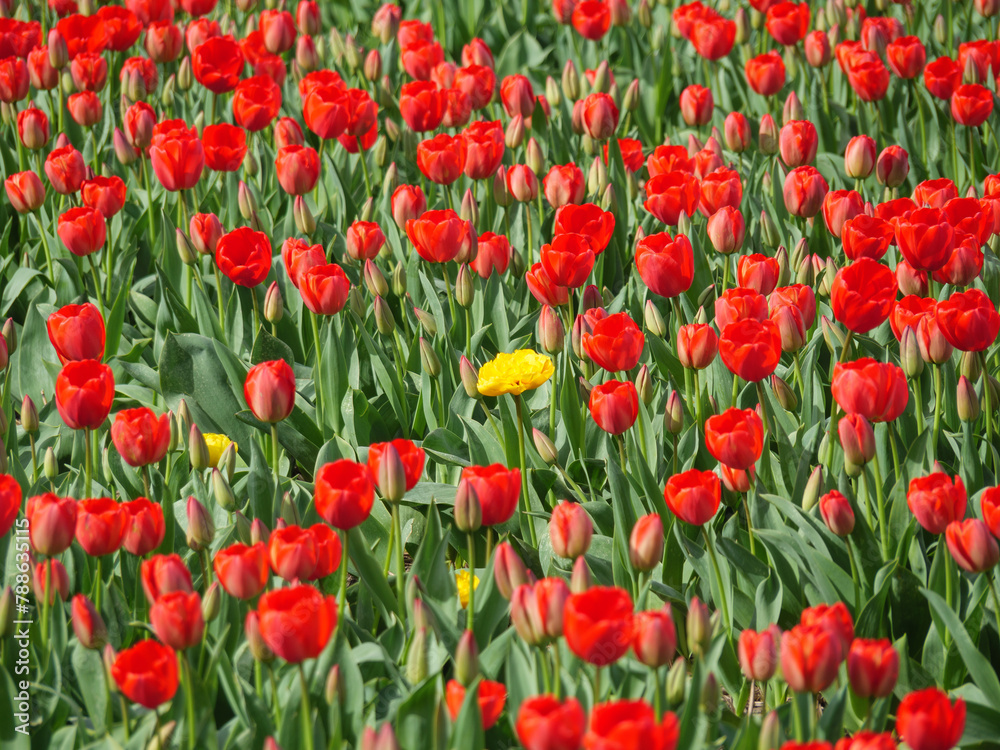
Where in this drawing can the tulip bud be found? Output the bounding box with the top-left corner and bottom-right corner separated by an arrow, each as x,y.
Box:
526,138 -> 545,177
458,355 -> 480,398
562,60 -> 580,101
387,261 -> 406,297
113,128 -> 138,165
44,446 -> 58,479
246,611 -> 274,662
413,307 -> 437,337
771,374 -> 798,411
211,468 -> 236,512
262,281 -> 284,325
701,672 -> 720,713
839,414 -> 875,465
960,350 -> 982,381
600,183 -> 617,213
802,465 -> 823,512
175,229 -> 197,265
455,265 -> 474,309
362,49 -> 382,82
71,594 -> 108,649
375,442 -> 406,503
188,424 -> 210,470
588,156 -> 608,197
460,188 -> 479,228
186,495 -> 215,550
570,555 -> 592,593
406,626 -> 429,683
201,581 -> 222,623
957,375 -> 981,421
635,365 -> 654,406
590,61 -> 610,94
639,301 -> 666,341
493,166 -> 512,207
505,115 -> 525,149
900,327 -> 924,378
759,711 -> 781,750
494,542 -> 531,599
233,511 -> 251,544
291,195 -> 316,235
528,430 -> 556,467
238,181 -> 257,220
629,514 -> 664,571
418,339 -> 441,379
454,629 -> 479,686
686,597 -> 712,657
758,114 -> 779,154
545,75 -> 561,108
322,664 -> 343,706
666,657 -> 687,706
663,390 -> 684,434
363,259 -> 388,299
844,135 -> 876,179
250,518 -> 270,546
453,479 -> 482,533
20,395 -> 38,434
373,296 -> 396,337
820,315 -> 846,354
819,490 -> 855,537
538,305 -> 565,353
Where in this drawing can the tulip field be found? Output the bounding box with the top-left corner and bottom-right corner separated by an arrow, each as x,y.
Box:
5,0 -> 1000,748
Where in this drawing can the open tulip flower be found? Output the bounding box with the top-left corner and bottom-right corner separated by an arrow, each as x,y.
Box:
5,1 -> 1000,748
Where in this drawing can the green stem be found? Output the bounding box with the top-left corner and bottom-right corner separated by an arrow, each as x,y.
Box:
987,575 -> 1000,640
214,265 -> 226,335
84,428 -> 93,498
525,203 -> 534,269
183,653 -> 197,749
392,503 -> 406,623
943,543 -> 954,650
298,664 -> 314,750
31,212 -> 55,285
250,285 -> 261,334
515,394 -> 538,547
466,532 -> 476,631
358,145 -> 372,197
87,254 -> 106,318
846,540 -> 861,614
703,527 -> 731,637
270,423 -> 281,491
914,371 -> 925,436
464,307 -> 472,359
338,529 -> 349,621
310,312 -> 325,437
932,364 -> 943,463
552,645 -> 561,699
872,454 -> 890,563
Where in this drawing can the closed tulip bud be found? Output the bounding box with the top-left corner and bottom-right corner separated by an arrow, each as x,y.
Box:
363,259 -> 388,298
173,56 -> 191,91
957,376 -> 980,421
636,365 -> 654,406
839,414 -> 875,465
642,300 -> 666,338
526,139 -> 545,177
48,30 -> 68,70
453,479 -> 482,533
987,375 -> 1000,409
505,115 -> 525,149
588,156 -> 608,196
562,60 -> 580,101
390,262 -> 406,297
931,14 -> 946,44
457,355 -> 480,399
0,588 -> 13,639
175,229 -> 197,265
372,296 -> 395,336
245,611 -> 274,662
666,657 -> 687,705
493,166 -> 512,207
701,672 -> 720,713
161,74 -> 175,107
758,114 -> 779,154
418,339 -> 441,379
545,75 -> 561,108
959,350 -> 981,381
494,541 -> 531,599
2,319 -> 15,358
875,146 -> 909,187
900,327 -> 924,378
619,80 -> 639,113
845,135 -> 876,179
212,468 -> 236,512
638,0 -> 653,27
590,61 -> 610,94
406,627 -> 429,683
538,305 -> 565,353
186,496 -> 215,551
820,315 -> 846,353
687,597 -> 712,657
410,308 -> 435,338
577,376 -> 593,402
250,518 -> 270,546
189,424 -> 210,470
200,581 -> 221,623
801,465 -> 823,512
630,514 -> 664,571
233,511 -> 251,544
819,489 -> 854,536
773,247 -> 791,287
532,429 -> 558,465
760,209 -> 779,248
455,265 -> 474,309
238,181 -> 256,220
664,391 -> 684,434
324,664 -> 343,706
758,711 -> 781,750
261,281 -> 283,324
44,446 -> 57,479
71,594 -> 107,649
601,183 -> 617,213
454,629 -> 479,686
460,188 -> 479,227
570,555 -> 592,593
772,374 -> 798,411
293,195 -> 316,235
20,395 -> 37,434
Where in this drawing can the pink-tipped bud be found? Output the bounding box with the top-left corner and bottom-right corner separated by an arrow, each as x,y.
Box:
819,490 -> 855,537
493,541 -> 531,599
629,513 -> 664,572
549,501 -> 593,559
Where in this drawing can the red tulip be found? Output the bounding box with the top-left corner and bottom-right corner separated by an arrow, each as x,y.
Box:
584,699 -> 679,749
245,360 -> 296,423
679,83 -> 713,127
951,84 -> 993,126
214,542 -> 269,600
151,590 -> 204,650
18,106 -> 50,151
314,459 -> 375,529
631,606 -> 677,668
842,215 -> 894,261
281,237 -> 325,288
5,171 -> 45,213
401,38 -> 444,81
779,120 -> 817,168
516,695 -> 587,750
141,554 -> 194,604
907,472 -> 967,535
74,498 -> 125,557
563,586 -> 633,665
368,439 -> 426,493
705,408 -> 764,471
268,525 -> 318,581
57,206 -> 106,257
45,145 -> 86,194
554,203 -> 615,254
738,624 -> 782,681
121,498 -> 165,556
783,165 -> 829,218
589,379 -> 639,435
80,175 -> 126,219
111,640 -> 179,708
831,358 -> 908,422
0,475 -> 21,539
582,312 -> 645,372
822,189 -> 864,238
946,519 -> 999,573
831,258 -> 897,334
644,172 -> 701,226
635,232 -> 695,299
192,36 -> 243,94
887,35 -> 926,79
299,263 -> 351,315
47,303 -> 105,364
737,254 -> 781,295
896,688 -> 966,750
216,227 -> 272,287
459,464 -> 521,526
26,492 -> 77,556
445,679 -> 507,729
936,288 -> 1000,352
526,263 -> 570,307
581,91 -> 620,140
719,318 -> 782,382
406,208 -> 476,264
541,233 -> 596,288
699,167 -> 743,216
111,408 -> 170,467
664,469 -> 721,526
691,17 -> 735,60
549,501 -> 593,560
766,1 -> 810,45
399,80 -> 445,132
471,232 -> 511,278
677,323 -> 718,369
417,133 -> 467,185
463,120 -> 504,180
647,145 -> 694,177
256,584 -> 338,663
780,624 -> 843,693
848,55 -> 890,102
454,64 -> 496,111
55,360 -> 114,431
848,638 -> 899,699
572,0 -> 611,40
149,122 -> 205,191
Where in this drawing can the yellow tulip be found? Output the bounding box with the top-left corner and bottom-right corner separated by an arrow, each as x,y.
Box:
476,349 -> 554,397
